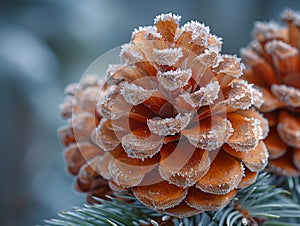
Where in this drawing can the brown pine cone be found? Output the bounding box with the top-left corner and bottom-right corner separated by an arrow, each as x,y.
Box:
58,76 -> 115,203
241,8 -> 300,176
59,13 -> 269,217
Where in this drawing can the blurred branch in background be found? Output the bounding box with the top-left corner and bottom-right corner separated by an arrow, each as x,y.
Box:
1,0 -> 300,225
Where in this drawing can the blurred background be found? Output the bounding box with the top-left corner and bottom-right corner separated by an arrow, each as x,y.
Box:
1,0 -> 300,225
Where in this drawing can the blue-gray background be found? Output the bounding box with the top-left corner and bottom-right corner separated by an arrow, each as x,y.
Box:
1,0 -> 300,225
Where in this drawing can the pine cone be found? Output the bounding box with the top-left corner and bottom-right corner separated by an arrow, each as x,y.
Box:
59,13 -> 269,217
241,8 -> 300,176
58,76 -> 115,203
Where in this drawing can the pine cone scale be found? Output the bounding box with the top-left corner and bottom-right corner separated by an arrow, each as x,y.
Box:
185,186 -> 237,211
277,110 -> 300,148
262,128 -> 286,159
159,142 -> 211,188
132,180 -> 188,210
238,169 -> 258,189
196,150 -> 244,195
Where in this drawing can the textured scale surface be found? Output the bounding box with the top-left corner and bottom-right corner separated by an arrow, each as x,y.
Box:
59,13 -> 269,217
241,8 -> 300,176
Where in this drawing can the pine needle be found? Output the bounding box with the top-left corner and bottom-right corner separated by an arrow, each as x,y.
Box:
44,173 -> 300,226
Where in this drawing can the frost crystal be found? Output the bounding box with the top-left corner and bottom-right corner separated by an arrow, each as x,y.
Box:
227,81 -> 260,110
251,87 -> 263,108
159,146 -> 211,188
131,26 -> 163,39
80,75 -> 100,89
265,40 -> 298,59
182,21 -> 210,46
99,91 -> 128,120
120,43 -> 143,65
182,118 -> 233,151
207,34 -> 223,51
277,111 -> 300,148
240,48 -> 264,66
147,113 -> 192,136
153,48 -> 183,66
122,134 -> 163,159
108,157 -> 155,187
120,82 -> 155,106
195,47 -> 220,67
252,21 -> 285,41
228,116 -> 264,152
154,13 -> 181,24
215,55 -> 244,78
248,117 -> 264,140
96,126 -> 120,152
293,14 -> 300,27
106,64 -> 126,79
179,81 -> 220,108
64,83 -> 78,95
250,40 -> 264,52
271,84 -> 300,107
280,8 -> 298,21
157,68 -> 192,91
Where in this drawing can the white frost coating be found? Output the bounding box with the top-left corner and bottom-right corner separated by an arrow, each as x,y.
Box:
131,26 -> 162,39
195,47 -> 220,67
271,84 -> 300,107
182,21 -> 210,46
154,13 -> 181,24
251,87 -> 264,108
64,83 -> 78,95
99,91 -> 126,120
147,113 -> 192,136
250,40 -> 263,53
153,48 -> 183,66
228,117 -> 263,152
157,68 -> 192,91
197,162 -> 244,195
227,80 -> 262,110
243,142 -> 269,172
257,110 -> 269,139
179,81 -> 220,108
280,8 -> 298,21
217,54 -> 245,78
293,15 -> 300,27
120,82 -> 155,106
265,40 -> 298,59
248,117 -> 263,139
106,64 -> 125,79
183,119 -> 233,151
80,75 -> 99,88
96,124 -> 120,152
108,158 -> 155,188
133,187 -> 188,211
252,21 -> 284,41
119,43 -> 143,65
240,48 -> 264,66
207,34 -> 223,51
121,134 -> 163,159
277,118 -> 300,148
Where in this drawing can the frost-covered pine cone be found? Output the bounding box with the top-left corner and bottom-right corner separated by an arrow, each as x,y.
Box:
59,13 -> 269,217
241,8 -> 300,176
59,76 -> 114,203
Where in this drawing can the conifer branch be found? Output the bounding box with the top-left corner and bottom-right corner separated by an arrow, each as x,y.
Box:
44,173 -> 300,226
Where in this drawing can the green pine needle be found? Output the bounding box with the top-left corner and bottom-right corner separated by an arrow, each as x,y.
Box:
44,173 -> 300,226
